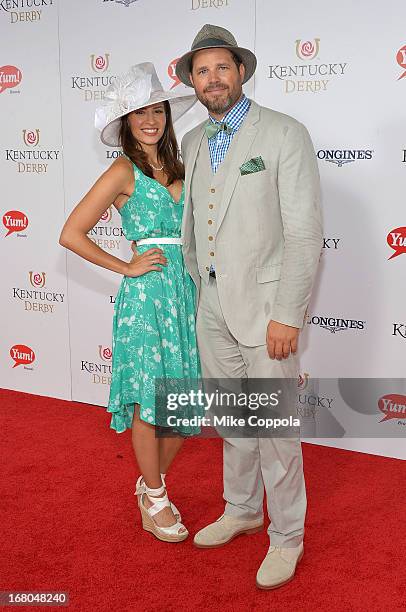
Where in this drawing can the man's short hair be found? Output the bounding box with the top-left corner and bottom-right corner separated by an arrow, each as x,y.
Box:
189,49 -> 243,74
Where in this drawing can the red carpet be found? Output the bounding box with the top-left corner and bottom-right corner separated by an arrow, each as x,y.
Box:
1,389 -> 405,612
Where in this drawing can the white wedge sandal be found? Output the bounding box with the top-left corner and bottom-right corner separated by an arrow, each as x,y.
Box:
135,475 -> 181,521
136,483 -> 188,543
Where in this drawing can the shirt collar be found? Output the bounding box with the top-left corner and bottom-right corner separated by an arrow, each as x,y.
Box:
208,94 -> 251,132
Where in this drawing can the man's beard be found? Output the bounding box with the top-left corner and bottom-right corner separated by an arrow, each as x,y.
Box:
197,84 -> 239,116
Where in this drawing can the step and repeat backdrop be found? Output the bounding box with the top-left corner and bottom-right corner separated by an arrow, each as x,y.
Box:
1,0 -> 405,458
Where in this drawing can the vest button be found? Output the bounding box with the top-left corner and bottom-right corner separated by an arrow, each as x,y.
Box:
210,188 -> 215,193
209,204 -> 214,209
208,236 -> 213,241
206,266 -> 209,271
208,219 -> 213,225
210,252 -> 214,257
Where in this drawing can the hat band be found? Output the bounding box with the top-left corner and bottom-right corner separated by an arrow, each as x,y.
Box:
192,37 -> 235,51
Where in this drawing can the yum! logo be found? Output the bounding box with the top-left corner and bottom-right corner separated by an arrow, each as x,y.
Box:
90,54 -> 110,73
3,210 -> 29,237
0,65 -> 22,93
387,227 -> 406,259
168,58 -> 180,89
10,344 -> 35,368
378,394 -> 406,422
99,345 -> 112,361
295,39 -> 320,61
22,129 -> 40,147
29,271 -> 46,288
396,44 -> 406,80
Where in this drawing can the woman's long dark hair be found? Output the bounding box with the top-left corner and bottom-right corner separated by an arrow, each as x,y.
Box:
119,101 -> 184,185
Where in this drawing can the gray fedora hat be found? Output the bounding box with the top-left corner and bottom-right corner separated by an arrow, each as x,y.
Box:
175,23 -> 257,88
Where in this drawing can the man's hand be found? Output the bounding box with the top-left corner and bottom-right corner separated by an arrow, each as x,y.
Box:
266,320 -> 299,360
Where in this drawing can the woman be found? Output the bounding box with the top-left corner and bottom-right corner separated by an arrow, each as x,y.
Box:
59,63 -> 200,543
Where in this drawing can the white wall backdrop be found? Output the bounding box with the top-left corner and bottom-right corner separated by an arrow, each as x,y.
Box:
1,0 -> 405,458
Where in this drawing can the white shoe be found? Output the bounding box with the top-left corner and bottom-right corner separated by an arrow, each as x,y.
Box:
256,543 -> 304,589
136,482 -> 188,543
135,475 -> 181,521
194,514 -> 263,548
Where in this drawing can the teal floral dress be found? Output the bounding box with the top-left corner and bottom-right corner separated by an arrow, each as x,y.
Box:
107,164 -> 201,435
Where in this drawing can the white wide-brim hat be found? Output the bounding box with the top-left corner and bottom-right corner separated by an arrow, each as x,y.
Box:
95,62 -> 196,147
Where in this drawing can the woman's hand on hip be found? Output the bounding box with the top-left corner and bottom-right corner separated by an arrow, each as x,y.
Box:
125,247 -> 167,277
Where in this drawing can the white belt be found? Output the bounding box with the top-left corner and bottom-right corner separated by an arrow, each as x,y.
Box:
136,237 -> 182,246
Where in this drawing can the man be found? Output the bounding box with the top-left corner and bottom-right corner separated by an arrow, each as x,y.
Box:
175,24 -> 322,589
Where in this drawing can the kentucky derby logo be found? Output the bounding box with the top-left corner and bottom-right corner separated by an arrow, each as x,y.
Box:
396,45 -> 406,80
3,210 -> 28,237
168,58 -> 180,89
10,344 -> 35,368
0,65 -> 22,93
298,373 -> 310,390
387,227 -> 406,260
29,271 -> 46,288
22,129 -> 40,147
295,39 -> 320,61
99,345 -> 112,361
91,54 -> 110,73
99,207 -> 112,223
378,394 -> 406,422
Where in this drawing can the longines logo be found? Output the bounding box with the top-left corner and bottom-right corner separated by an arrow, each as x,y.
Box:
88,208 -> 124,251
0,65 -> 22,94
106,149 -> 124,160
3,210 -> 28,237
268,38 -> 348,94
12,271 -> 64,314
10,344 -> 35,370
317,149 -> 373,167
71,54 -> 116,102
392,323 -> 406,338
5,129 -> 60,174
387,227 -> 406,260
378,394 -> 406,424
81,346 -> 112,385
0,0 -> 53,24
191,0 -> 229,9
306,315 -> 366,333
102,0 -> 139,5
396,45 -> 406,80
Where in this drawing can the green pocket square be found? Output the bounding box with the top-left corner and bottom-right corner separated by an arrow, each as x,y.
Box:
239,156 -> 266,175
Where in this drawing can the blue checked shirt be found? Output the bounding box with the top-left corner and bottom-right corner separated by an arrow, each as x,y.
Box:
207,94 -> 251,173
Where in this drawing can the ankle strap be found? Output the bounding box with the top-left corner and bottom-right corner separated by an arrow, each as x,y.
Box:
145,484 -> 166,497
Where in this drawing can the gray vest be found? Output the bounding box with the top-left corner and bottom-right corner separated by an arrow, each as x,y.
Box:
191,132 -> 241,284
